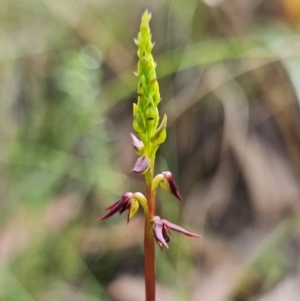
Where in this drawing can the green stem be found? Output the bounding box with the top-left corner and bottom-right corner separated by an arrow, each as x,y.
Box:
144,159 -> 155,301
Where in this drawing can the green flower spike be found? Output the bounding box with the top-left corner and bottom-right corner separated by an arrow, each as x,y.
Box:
133,11 -> 166,158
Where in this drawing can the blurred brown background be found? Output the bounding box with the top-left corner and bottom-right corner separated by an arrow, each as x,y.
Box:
1,0 -> 300,300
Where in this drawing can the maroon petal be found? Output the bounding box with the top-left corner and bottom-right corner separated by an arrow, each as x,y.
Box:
98,204 -> 122,221
162,219 -> 201,238
105,199 -> 121,210
98,193 -> 132,221
162,172 -> 182,201
132,156 -> 150,174
119,201 -> 131,214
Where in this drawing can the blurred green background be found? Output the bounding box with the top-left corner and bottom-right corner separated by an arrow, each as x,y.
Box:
1,0 -> 300,300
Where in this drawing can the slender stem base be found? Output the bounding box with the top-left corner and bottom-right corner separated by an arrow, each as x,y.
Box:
144,220 -> 155,301
144,168 -> 156,301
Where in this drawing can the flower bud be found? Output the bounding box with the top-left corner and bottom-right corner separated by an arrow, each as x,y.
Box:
132,156 -> 150,174
133,104 -> 146,135
151,114 -> 167,145
130,133 -> 144,155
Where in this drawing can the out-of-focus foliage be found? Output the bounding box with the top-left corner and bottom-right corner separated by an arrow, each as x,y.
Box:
1,0 -> 300,300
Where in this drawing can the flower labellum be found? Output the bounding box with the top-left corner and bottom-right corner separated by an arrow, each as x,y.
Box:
98,192 -> 139,223
132,156 -> 150,174
151,216 -> 200,250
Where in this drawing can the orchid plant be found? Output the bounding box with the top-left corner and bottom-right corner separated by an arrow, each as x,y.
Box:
99,11 -> 200,301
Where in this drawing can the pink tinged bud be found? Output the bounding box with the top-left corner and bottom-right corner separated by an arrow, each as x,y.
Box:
98,192 -> 139,223
132,156 -> 150,174
152,216 -> 201,250
130,133 -> 144,155
160,171 -> 182,201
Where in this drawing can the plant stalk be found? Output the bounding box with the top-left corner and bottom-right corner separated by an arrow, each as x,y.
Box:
144,163 -> 156,301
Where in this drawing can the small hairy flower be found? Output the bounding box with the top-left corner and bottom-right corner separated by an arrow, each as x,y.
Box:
98,192 -> 139,223
151,216 -> 200,250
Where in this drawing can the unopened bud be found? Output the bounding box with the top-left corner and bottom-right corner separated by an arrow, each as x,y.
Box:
130,133 -> 144,155
151,114 -> 167,145
132,156 -> 150,174
133,104 -> 146,135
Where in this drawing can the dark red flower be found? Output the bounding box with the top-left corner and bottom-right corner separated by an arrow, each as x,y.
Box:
98,192 -> 139,223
